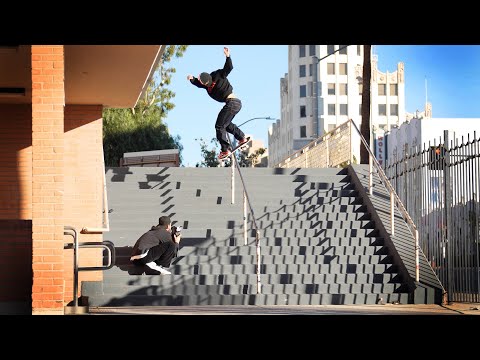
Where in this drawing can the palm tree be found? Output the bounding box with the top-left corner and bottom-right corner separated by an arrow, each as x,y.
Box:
360,45 -> 372,164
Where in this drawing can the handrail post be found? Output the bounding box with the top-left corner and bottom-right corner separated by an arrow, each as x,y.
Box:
349,119 -> 353,164
243,191 -> 247,245
64,226 -> 78,308
369,153 -> 373,195
415,229 -> 420,282
231,161 -> 235,204
390,192 -> 395,236
256,230 -> 262,294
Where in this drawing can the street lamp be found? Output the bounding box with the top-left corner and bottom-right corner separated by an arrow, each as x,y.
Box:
232,116 -> 279,149
238,116 -> 278,128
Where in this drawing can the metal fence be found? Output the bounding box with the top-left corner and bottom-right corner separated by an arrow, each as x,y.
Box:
385,130 -> 480,303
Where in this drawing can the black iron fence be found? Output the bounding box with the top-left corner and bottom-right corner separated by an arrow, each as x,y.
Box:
385,130 -> 480,303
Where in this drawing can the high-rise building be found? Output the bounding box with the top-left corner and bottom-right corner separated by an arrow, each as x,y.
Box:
268,45 -> 406,167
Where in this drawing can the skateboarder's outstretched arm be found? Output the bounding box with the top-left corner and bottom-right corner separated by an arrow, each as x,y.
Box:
187,47 -> 232,87
187,74 -> 206,88
219,47 -> 233,78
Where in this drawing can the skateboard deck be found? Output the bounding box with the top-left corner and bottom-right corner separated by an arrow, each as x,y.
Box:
219,136 -> 252,161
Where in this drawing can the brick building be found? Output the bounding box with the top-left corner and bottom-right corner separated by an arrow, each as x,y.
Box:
0,45 -> 163,314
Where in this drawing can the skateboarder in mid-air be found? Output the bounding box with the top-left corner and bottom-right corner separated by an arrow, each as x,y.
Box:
187,46 -> 249,160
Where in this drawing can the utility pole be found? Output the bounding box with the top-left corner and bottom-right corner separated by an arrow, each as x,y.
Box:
360,45 -> 372,164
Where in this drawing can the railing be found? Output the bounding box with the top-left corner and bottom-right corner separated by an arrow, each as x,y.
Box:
348,120 -> 421,282
227,136 -> 263,293
64,144 -> 114,313
275,118 -> 426,283
385,130 -> 480,303
64,226 -> 115,310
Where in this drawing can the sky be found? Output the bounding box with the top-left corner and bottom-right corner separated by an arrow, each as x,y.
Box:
164,45 -> 480,167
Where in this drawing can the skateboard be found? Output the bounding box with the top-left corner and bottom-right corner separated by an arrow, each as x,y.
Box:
219,137 -> 252,161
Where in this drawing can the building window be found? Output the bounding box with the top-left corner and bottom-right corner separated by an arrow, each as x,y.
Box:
339,45 -> 347,55
390,84 -> 398,96
357,45 -> 361,56
359,103 -> 362,115
327,63 -> 335,75
328,104 -> 336,115
299,45 -> 306,58
299,64 -> 306,78
390,104 -> 398,116
328,124 -> 336,132
378,84 -> 386,96
300,125 -> 307,138
309,45 -> 316,56
358,83 -> 363,95
300,105 -> 306,117
300,85 -> 306,98
327,45 -> 335,55
339,83 -> 348,95
328,83 -> 335,95
379,123 -> 388,131
339,63 -> 347,75
340,104 -> 348,115
378,104 -> 386,116
309,63 -> 313,76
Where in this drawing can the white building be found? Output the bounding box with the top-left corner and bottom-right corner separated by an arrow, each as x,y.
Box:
385,115 -> 480,163
243,134 -> 268,167
268,45 -> 406,167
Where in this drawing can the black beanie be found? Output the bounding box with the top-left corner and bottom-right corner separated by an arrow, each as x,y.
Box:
200,72 -> 212,86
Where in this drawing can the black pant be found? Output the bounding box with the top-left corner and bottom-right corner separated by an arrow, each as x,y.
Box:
133,241 -> 177,268
215,98 -> 245,152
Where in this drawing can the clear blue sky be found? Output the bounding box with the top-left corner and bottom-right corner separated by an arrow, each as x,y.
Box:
165,45 -> 480,167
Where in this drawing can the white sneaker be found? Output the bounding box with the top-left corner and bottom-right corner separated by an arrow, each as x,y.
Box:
145,262 -> 171,275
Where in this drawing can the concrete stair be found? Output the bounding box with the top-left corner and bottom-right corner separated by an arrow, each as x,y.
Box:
81,166 -> 422,306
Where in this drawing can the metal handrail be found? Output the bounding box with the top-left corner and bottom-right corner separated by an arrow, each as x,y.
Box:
227,136 -> 263,293
64,227 -> 116,309
348,119 -> 420,282
64,226 -> 79,307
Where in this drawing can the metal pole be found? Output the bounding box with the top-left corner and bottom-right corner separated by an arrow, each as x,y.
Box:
349,120 -> 353,164
256,230 -> 262,294
474,131 -> 480,302
369,154 -> 373,195
231,153 -> 235,204
467,133 -> 473,302
64,226 -> 78,308
390,192 -> 395,236
243,191 -> 247,246
415,229 -> 420,282
443,130 -> 452,303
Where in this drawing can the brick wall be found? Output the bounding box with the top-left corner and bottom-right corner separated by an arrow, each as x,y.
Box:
277,121 -> 353,168
63,105 -> 104,305
31,45 -> 65,314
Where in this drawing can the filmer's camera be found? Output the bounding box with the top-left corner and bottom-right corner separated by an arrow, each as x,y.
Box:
171,225 -> 183,237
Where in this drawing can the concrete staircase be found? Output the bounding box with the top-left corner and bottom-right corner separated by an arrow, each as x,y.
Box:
81,166 -> 442,306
